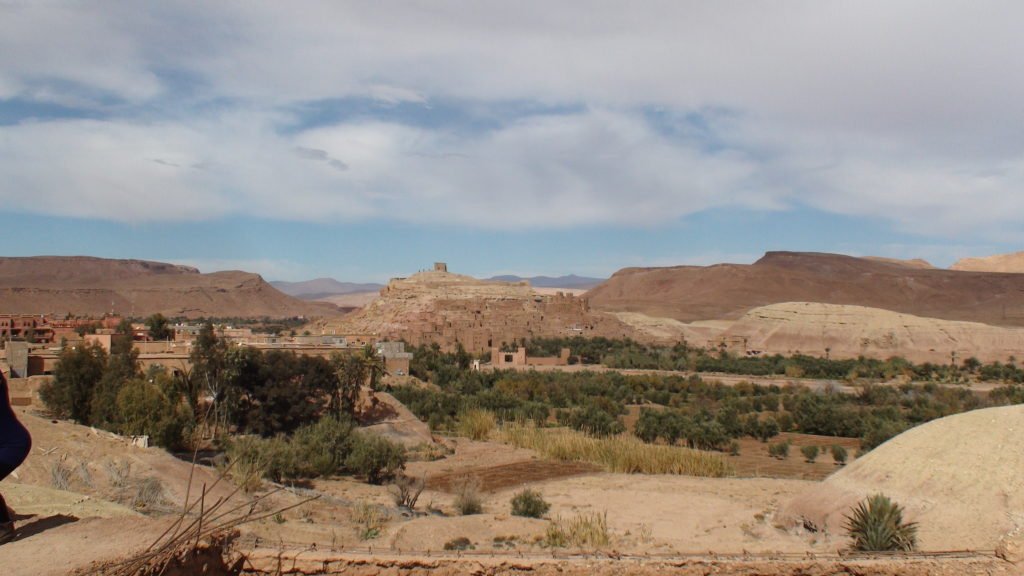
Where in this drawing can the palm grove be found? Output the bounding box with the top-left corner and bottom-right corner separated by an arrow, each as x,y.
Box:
39,321 -> 405,484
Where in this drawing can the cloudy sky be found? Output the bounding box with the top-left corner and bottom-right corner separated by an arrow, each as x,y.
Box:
1,2 -> 1023,281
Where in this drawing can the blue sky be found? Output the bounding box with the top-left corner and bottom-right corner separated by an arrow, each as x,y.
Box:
1,2 -> 1023,282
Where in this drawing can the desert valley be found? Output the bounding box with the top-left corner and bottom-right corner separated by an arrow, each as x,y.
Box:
3,4 -> 1023,574
1,252 -> 1023,575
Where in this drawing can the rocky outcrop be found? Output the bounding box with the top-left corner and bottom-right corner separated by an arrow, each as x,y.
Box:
324,268 -> 639,353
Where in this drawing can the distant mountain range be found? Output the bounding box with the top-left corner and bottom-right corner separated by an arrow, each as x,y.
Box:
486,274 -> 605,289
270,278 -> 384,300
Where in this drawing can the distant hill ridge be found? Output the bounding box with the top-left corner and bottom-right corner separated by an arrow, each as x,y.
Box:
270,278 -> 384,300
587,251 -> 1024,327
0,256 -> 337,318
486,273 -> 605,289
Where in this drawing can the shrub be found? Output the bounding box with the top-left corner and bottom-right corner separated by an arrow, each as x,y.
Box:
801,445 -> 819,463
345,432 -> 407,485
389,474 -> 425,510
453,475 -> 483,515
444,536 -> 473,551
564,405 -> 625,437
831,444 -> 849,465
843,494 -> 917,551
456,409 -> 497,441
510,489 -> 550,518
755,417 -> 780,442
291,415 -> 355,477
776,412 -> 795,432
544,512 -> 610,549
860,418 -> 905,451
225,435 -> 299,486
768,440 -> 790,459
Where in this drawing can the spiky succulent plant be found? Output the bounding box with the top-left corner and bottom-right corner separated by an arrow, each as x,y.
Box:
843,493 -> 918,551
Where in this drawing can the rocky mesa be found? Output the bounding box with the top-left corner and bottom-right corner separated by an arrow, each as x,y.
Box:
587,251 -> 1024,327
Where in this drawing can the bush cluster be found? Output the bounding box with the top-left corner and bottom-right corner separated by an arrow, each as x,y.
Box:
397,341 -> 1007,453
225,417 -> 406,485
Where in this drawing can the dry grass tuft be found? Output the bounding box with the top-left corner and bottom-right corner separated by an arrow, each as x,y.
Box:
456,409 -> 497,441
545,511 -> 610,549
50,456 -> 74,491
352,502 -> 388,540
495,421 -> 733,477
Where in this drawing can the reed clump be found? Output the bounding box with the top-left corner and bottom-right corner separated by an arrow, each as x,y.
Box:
456,409 -> 497,441
495,421 -> 732,477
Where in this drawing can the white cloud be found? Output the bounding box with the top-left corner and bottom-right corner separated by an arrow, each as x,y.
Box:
2,1 -> 1024,240
0,108 -> 763,227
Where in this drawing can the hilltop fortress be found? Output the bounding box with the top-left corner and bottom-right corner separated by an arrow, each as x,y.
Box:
322,263 -> 638,353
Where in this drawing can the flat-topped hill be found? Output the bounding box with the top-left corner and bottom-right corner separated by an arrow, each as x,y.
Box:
587,251 -> 1024,326
0,255 -> 338,318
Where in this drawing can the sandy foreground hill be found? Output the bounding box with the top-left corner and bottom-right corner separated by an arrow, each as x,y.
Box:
0,256 -> 338,318
587,251 -> 1024,327
780,404 -> 1024,552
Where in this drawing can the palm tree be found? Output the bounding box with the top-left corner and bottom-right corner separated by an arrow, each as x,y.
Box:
361,344 -> 388,391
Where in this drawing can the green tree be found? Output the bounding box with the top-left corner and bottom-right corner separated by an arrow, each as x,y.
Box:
188,321 -> 228,427
90,346 -> 141,427
331,352 -> 367,418
361,344 -> 387,392
40,342 -> 108,422
145,313 -> 174,341
112,318 -> 135,355
115,377 -> 190,450
235,350 -> 332,436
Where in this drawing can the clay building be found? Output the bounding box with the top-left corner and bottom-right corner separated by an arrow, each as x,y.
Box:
490,346 -> 571,368
327,265 -> 640,355
0,315 -> 54,343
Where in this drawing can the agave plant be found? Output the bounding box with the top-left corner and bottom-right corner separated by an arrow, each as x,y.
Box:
843,493 -> 918,551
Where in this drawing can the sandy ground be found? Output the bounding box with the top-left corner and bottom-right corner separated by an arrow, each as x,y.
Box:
781,404 -> 1024,551
0,483 -> 166,576
1,402 -> 1018,573
488,474 -> 830,554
